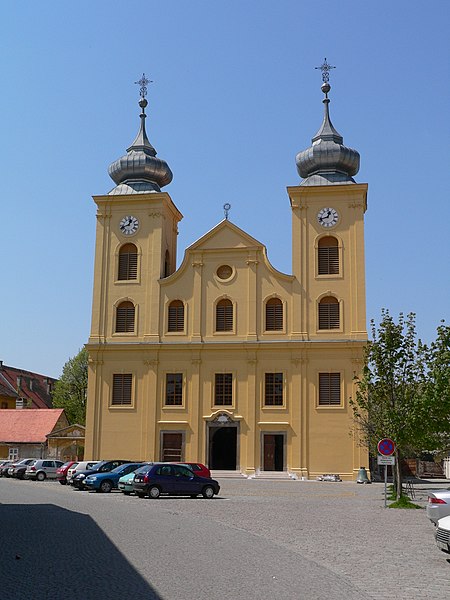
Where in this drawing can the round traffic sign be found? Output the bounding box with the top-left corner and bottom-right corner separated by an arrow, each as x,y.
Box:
377,438 -> 395,456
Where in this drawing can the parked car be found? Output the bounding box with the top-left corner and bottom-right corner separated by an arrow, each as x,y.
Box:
132,463 -> 220,499
8,459 -> 36,479
84,462 -> 143,493
435,515 -> 450,554
56,461 -> 78,485
427,489 -> 450,523
176,462 -> 211,479
25,459 -> 64,481
67,461 -> 98,485
72,460 -> 132,490
0,460 -> 13,476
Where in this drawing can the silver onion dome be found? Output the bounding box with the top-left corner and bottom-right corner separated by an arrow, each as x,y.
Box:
108,96 -> 173,195
296,81 -> 360,186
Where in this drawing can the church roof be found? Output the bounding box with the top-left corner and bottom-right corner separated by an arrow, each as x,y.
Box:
108,74 -> 173,195
295,60 -> 360,186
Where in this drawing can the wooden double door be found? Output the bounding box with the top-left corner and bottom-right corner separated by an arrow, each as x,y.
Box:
263,434 -> 285,471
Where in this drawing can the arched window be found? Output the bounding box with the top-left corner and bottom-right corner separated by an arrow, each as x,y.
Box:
265,298 -> 283,331
318,296 -> 340,329
168,300 -> 184,332
118,244 -> 138,280
116,301 -> 135,333
216,299 -> 233,332
318,237 -> 339,275
164,250 -> 170,278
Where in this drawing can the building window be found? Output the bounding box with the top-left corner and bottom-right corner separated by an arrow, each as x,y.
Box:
168,300 -> 184,332
214,373 -> 232,405
265,298 -> 283,331
318,296 -> 340,329
318,373 -> 341,406
318,236 -> 339,275
112,374 -> 133,406
216,299 -> 233,332
8,447 -> 18,460
116,301 -> 135,333
118,243 -> 138,280
165,373 -> 183,406
264,373 -> 284,406
164,250 -> 170,278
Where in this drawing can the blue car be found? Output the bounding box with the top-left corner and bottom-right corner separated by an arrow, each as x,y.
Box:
84,463 -> 143,493
132,463 -> 220,499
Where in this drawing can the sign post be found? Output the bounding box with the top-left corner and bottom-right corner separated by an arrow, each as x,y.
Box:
377,438 -> 396,508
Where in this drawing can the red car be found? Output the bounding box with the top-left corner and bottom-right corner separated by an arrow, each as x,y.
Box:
56,461 -> 78,485
178,463 -> 211,478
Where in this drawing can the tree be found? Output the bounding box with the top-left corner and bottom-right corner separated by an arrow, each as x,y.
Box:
52,348 -> 88,425
350,311 -> 450,500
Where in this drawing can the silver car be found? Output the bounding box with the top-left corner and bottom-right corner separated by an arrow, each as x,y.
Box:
436,515 -> 450,554
426,489 -> 450,524
25,459 -> 64,481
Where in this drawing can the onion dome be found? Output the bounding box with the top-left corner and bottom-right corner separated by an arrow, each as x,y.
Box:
296,80 -> 360,186
108,81 -> 173,195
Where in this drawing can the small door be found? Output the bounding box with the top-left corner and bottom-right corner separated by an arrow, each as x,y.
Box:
263,434 -> 284,471
161,432 -> 183,462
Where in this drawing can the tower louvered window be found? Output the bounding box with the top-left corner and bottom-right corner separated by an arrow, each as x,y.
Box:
264,373 -> 284,406
265,298 -> 283,331
112,374 -> 132,405
168,300 -> 184,332
318,373 -> 341,406
116,301 -> 135,333
118,244 -> 138,280
214,373 -> 232,405
318,296 -> 340,329
318,237 -> 339,275
216,299 -> 233,332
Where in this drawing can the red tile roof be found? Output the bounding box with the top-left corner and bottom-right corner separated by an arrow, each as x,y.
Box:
0,363 -> 57,408
0,409 -> 66,443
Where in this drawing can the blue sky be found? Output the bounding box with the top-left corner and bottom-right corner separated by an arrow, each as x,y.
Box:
1,1 -> 448,378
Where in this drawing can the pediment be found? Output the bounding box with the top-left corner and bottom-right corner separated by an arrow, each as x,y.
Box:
188,220 -> 263,252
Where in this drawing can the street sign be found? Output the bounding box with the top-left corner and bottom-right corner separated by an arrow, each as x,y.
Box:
377,455 -> 395,465
377,438 -> 395,456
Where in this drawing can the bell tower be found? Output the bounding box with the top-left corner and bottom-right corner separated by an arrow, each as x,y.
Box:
88,75 -> 182,346
288,60 -> 367,340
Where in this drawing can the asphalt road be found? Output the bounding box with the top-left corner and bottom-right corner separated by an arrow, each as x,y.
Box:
0,477 -> 449,599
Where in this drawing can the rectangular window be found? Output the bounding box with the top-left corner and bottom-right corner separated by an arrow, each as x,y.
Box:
318,373 -> 341,406
112,374 -> 133,406
214,373 -> 232,405
318,302 -> 340,329
8,447 -> 18,460
165,373 -> 183,406
264,373 -> 284,406
118,252 -> 138,280
318,247 -> 339,275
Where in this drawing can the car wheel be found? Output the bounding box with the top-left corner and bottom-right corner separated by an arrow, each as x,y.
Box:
99,480 -> 113,493
36,472 -> 46,482
149,486 -> 161,499
202,485 -> 215,499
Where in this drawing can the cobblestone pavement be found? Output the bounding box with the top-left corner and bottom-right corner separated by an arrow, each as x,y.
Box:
0,477 -> 449,599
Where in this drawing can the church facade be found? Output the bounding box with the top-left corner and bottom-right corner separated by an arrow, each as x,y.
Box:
85,72 -> 368,479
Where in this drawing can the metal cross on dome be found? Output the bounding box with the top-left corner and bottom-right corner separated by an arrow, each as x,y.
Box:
315,58 -> 336,83
135,73 -> 153,99
223,203 -> 231,220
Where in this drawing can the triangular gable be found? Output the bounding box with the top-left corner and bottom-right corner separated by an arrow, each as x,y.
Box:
47,424 -> 86,439
188,219 -> 264,252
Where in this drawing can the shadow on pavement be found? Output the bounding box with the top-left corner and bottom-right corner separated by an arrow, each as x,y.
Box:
0,503 -> 162,599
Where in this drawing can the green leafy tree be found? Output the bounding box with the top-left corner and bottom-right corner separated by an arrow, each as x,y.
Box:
350,311 -> 450,500
52,348 -> 88,425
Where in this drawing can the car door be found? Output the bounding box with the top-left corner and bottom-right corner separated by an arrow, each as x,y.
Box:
42,460 -> 54,477
172,465 -> 198,494
154,465 -> 175,493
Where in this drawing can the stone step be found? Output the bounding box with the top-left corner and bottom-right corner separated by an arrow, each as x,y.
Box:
210,470 -> 248,479
254,471 -> 293,479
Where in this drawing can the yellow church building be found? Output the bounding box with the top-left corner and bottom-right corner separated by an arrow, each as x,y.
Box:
85,69 -> 368,480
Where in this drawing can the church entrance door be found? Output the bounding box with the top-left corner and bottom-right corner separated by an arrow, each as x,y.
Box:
263,434 -> 285,471
208,426 -> 238,470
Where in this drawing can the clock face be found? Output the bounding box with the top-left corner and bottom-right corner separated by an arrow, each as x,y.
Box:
317,207 -> 339,228
119,215 -> 139,236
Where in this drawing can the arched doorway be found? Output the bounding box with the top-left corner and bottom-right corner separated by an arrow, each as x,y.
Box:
207,414 -> 238,470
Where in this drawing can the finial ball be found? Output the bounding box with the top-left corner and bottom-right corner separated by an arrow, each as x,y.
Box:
321,82 -> 331,95
139,98 -> 148,109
